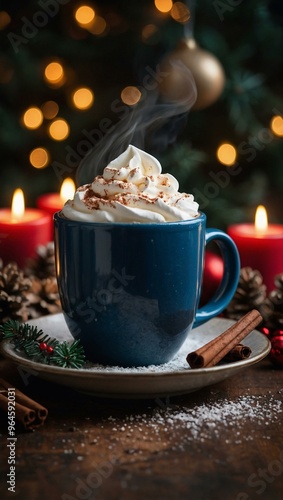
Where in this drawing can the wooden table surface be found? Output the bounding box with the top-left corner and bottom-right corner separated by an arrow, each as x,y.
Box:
0,356 -> 282,500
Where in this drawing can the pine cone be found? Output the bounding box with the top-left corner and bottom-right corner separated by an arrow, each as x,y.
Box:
261,273 -> 283,330
24,242 -> 56,279
225,267 -> 267,320
274,273 -> 283,291
0,259 -> 31,324
26,277 -> 61,319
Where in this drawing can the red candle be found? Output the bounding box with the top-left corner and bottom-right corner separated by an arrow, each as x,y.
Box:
37,178 -> 76,239
0,189 -> 51,268
228,205 -> 283,292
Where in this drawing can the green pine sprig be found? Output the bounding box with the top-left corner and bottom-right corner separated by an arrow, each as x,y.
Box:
51,340 -> 86,369
0,320 -> 53,358
0,320 -> 86,369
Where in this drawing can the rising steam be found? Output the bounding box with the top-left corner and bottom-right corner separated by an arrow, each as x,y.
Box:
76,61 -> 197,185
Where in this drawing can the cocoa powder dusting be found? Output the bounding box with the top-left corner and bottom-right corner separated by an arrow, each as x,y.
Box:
160,178 -> 169,186
83,188 -> 95,199
129,168 -> 138,178
78,183 -> 91,192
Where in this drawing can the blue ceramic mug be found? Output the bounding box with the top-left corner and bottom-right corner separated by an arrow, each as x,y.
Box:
54,212 -> 240,367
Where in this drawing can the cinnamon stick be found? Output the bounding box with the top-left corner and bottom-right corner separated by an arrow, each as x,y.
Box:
187,309 -> 262,369
0,378 -> 48,430
222,344 -> 252,362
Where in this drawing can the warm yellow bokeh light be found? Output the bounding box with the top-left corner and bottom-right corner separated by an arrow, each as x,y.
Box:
72,87 -> 94,110
29,148 -> 49,169
48,119 -> 70,141
170,2 -> 191,23
22,107 -> 43,130
154,0 -> 173,13
255,205 -> 268,232
60,178 -> 76,202
44,62 -> 64,85
11,189 -> 25,220
216,143 -> 237,166
87,16 -> 107,35
270,115 -> 283,137
75,5 -> 95,26
121,86 -> 142,106
41,101 -> 59,120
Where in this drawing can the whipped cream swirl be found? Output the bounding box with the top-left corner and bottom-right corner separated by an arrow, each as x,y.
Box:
62,145 -> 199,223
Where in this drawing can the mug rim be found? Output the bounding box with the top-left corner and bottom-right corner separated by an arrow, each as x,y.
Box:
54,211 -> 205,227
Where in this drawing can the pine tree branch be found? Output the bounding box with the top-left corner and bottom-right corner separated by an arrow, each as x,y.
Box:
0,320 -> 86,369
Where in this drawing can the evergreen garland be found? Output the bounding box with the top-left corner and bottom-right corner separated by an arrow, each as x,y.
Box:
0,320 -> 86,369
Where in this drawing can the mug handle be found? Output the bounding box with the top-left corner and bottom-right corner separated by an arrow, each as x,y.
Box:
194,229 -> 240,328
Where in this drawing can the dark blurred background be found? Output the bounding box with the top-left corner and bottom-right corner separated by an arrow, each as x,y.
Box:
0,0 -> 283,228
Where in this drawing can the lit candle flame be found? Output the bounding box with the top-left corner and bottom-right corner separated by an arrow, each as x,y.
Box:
255,205 -> 268,233
60,178 -> 76,203
11,188 -> 25,220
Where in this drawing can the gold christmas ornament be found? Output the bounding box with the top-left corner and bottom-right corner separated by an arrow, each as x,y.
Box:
159,37 -> 226,110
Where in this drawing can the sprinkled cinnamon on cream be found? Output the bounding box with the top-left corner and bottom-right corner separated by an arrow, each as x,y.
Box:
62,145 -> 199,223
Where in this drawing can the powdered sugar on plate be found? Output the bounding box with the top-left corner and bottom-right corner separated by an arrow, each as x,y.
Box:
83,346 -> 191,373
82,330 -> 255,373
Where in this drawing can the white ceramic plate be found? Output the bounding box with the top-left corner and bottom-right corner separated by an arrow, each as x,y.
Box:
0,314 -> 271,399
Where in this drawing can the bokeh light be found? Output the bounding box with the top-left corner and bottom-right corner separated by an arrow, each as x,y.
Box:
87,16 -> 107,35
29,148 -> 49,169
270,115 -> 283,137
154,0 -> 173,13
142,24 -> 159,43
48,119 -> 70,141
121,86 -> 142,106
0,11 -> 11,30
22,107 -> 43,130
72,87 -> 94,110
216,143 -> 237,166
44,62 -> 65,86
170,2 -> 191,23
75,5 -> 95,26
41,101 -> 59,120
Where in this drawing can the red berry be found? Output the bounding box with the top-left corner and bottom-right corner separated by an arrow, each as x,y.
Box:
39,342 -> 47,351
46,346 -> 54,354
269,335 -> 283,368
